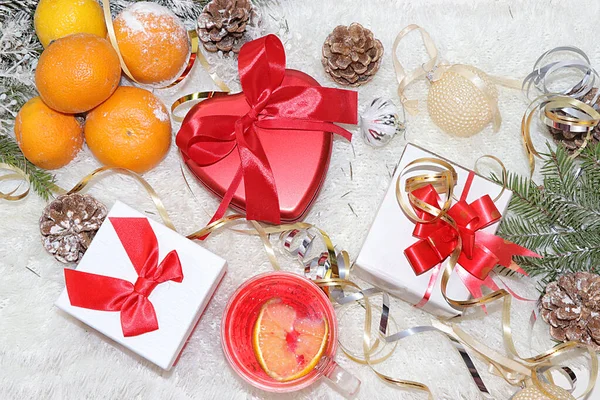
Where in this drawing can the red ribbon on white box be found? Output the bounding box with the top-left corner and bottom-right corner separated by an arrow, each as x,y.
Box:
64,217 -> 184,337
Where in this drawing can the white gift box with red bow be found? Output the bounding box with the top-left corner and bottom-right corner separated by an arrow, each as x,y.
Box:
55,201 -> 227,370
355,144 -> 513,317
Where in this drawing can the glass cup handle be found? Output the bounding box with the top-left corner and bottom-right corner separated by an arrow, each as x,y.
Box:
317,356 -> 361,397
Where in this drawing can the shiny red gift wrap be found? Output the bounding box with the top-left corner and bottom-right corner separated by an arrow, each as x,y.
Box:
177,35 -> 358,224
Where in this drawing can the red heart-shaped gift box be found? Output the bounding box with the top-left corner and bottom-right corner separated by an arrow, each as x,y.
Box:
176,35 -> 357,224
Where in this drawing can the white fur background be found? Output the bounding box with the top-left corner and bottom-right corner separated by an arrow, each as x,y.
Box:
1,0 -> 598,399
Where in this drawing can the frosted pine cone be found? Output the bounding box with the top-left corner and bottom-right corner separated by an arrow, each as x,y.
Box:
197,0 -> 254,53
540,272 -> 600,350
322,23 -> 383,86
40,194 -> 107,264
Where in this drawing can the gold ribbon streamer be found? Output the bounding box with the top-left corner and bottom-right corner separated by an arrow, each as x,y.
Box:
0,163 -> 30,201
192,43 -> 231,93
66,166 -> 176,231
396,157 -> 598,399
171,91 -> 230,123
101,0 -> 229,92
392,24 -> 521,132
522,94 -> 600,175
474,155 -> 507,202
57,163 -> 596,399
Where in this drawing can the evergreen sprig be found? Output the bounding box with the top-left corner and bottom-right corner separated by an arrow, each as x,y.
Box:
494,143 -> 600,288
0,134 -> 57,200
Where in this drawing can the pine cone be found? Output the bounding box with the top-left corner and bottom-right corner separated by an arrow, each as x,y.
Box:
40,194 -> 107,264
322,23 -> 384,87
540,272 -> 600,350
549,88 -> 600,154
197,0 -> 254,54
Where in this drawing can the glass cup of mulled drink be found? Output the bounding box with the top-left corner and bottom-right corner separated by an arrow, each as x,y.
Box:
221,271 -> 361,396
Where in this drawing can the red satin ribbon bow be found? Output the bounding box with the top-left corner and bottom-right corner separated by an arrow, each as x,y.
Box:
64,217 -> 183,337
176,34 -> 358,224
404,172 -> 539,301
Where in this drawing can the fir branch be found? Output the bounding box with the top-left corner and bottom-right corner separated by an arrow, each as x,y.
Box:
0,134 -> 56,200
495,143 -> 600,289
491,172 -> 551,223
497,217 -> 576,252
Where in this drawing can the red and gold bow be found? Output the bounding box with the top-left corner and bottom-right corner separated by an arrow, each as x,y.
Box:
404,172 -> 539,303
64,217 -> 183,337
176,34 -> 358,225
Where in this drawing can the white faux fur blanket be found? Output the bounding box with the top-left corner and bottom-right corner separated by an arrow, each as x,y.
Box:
1,0 -> 599,399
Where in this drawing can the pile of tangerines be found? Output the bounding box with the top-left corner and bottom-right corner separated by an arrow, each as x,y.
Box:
16,0 -> 191,173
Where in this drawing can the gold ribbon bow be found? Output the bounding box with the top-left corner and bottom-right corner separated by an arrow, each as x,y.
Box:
395,156 -> 597,399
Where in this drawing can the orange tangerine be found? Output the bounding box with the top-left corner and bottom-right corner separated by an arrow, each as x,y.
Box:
14,97 -> 83,169
84,86 -> 171,173
253,298 -> 328,382
113,2 -> 190,85
35,33 -> 121,114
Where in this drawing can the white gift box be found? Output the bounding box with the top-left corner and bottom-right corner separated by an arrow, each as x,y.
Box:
355,144 -> 512,317
55,201 -> 227,370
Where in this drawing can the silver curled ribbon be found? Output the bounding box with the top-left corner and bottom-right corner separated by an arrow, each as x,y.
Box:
521,46 -> 600,175
53,163 -> 595,399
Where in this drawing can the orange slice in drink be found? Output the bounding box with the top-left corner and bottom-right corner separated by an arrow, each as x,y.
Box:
253,298 -> 328,382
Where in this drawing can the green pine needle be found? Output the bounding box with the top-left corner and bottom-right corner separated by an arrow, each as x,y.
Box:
493,143 -> 600,288
0,134 -> 57,201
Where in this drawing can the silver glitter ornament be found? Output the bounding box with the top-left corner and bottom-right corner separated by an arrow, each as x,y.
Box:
360,98 -> 405,147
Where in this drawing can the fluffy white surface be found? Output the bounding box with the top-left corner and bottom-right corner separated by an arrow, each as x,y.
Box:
1,0 -> 598,399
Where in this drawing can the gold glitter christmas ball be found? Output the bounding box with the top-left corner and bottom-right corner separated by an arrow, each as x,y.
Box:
427,65 -> 498,137
512,383 -> 575,400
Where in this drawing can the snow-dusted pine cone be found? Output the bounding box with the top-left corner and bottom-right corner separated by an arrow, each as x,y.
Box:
322,23 -> 383,87
540,272 -> 600,350
40,194 -> 107,264
197,0 -> 254,53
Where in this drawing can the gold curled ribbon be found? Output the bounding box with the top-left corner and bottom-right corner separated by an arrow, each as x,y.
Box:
66,166 -> 177,231
169,54 -> 231,122
397,157 -> 598,399
521,94 -> 600,175
0,163 -> 30,201
474,154 -> 507,202
392,24 -> 521,132
56,164 -> 596,399
171,91 -> 230,122
521,47 -> 600,176
101,0 -> 229,92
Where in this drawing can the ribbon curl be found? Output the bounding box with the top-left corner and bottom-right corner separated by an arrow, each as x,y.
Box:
521,47 -> 600,175
64,217 -> 183,337
58,165 -> 598,399
392,24 -> 522,130
398,158 -> 540,308
0,163 -> 30,201
177,34 -> 357,225
404,170 -> 539,303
